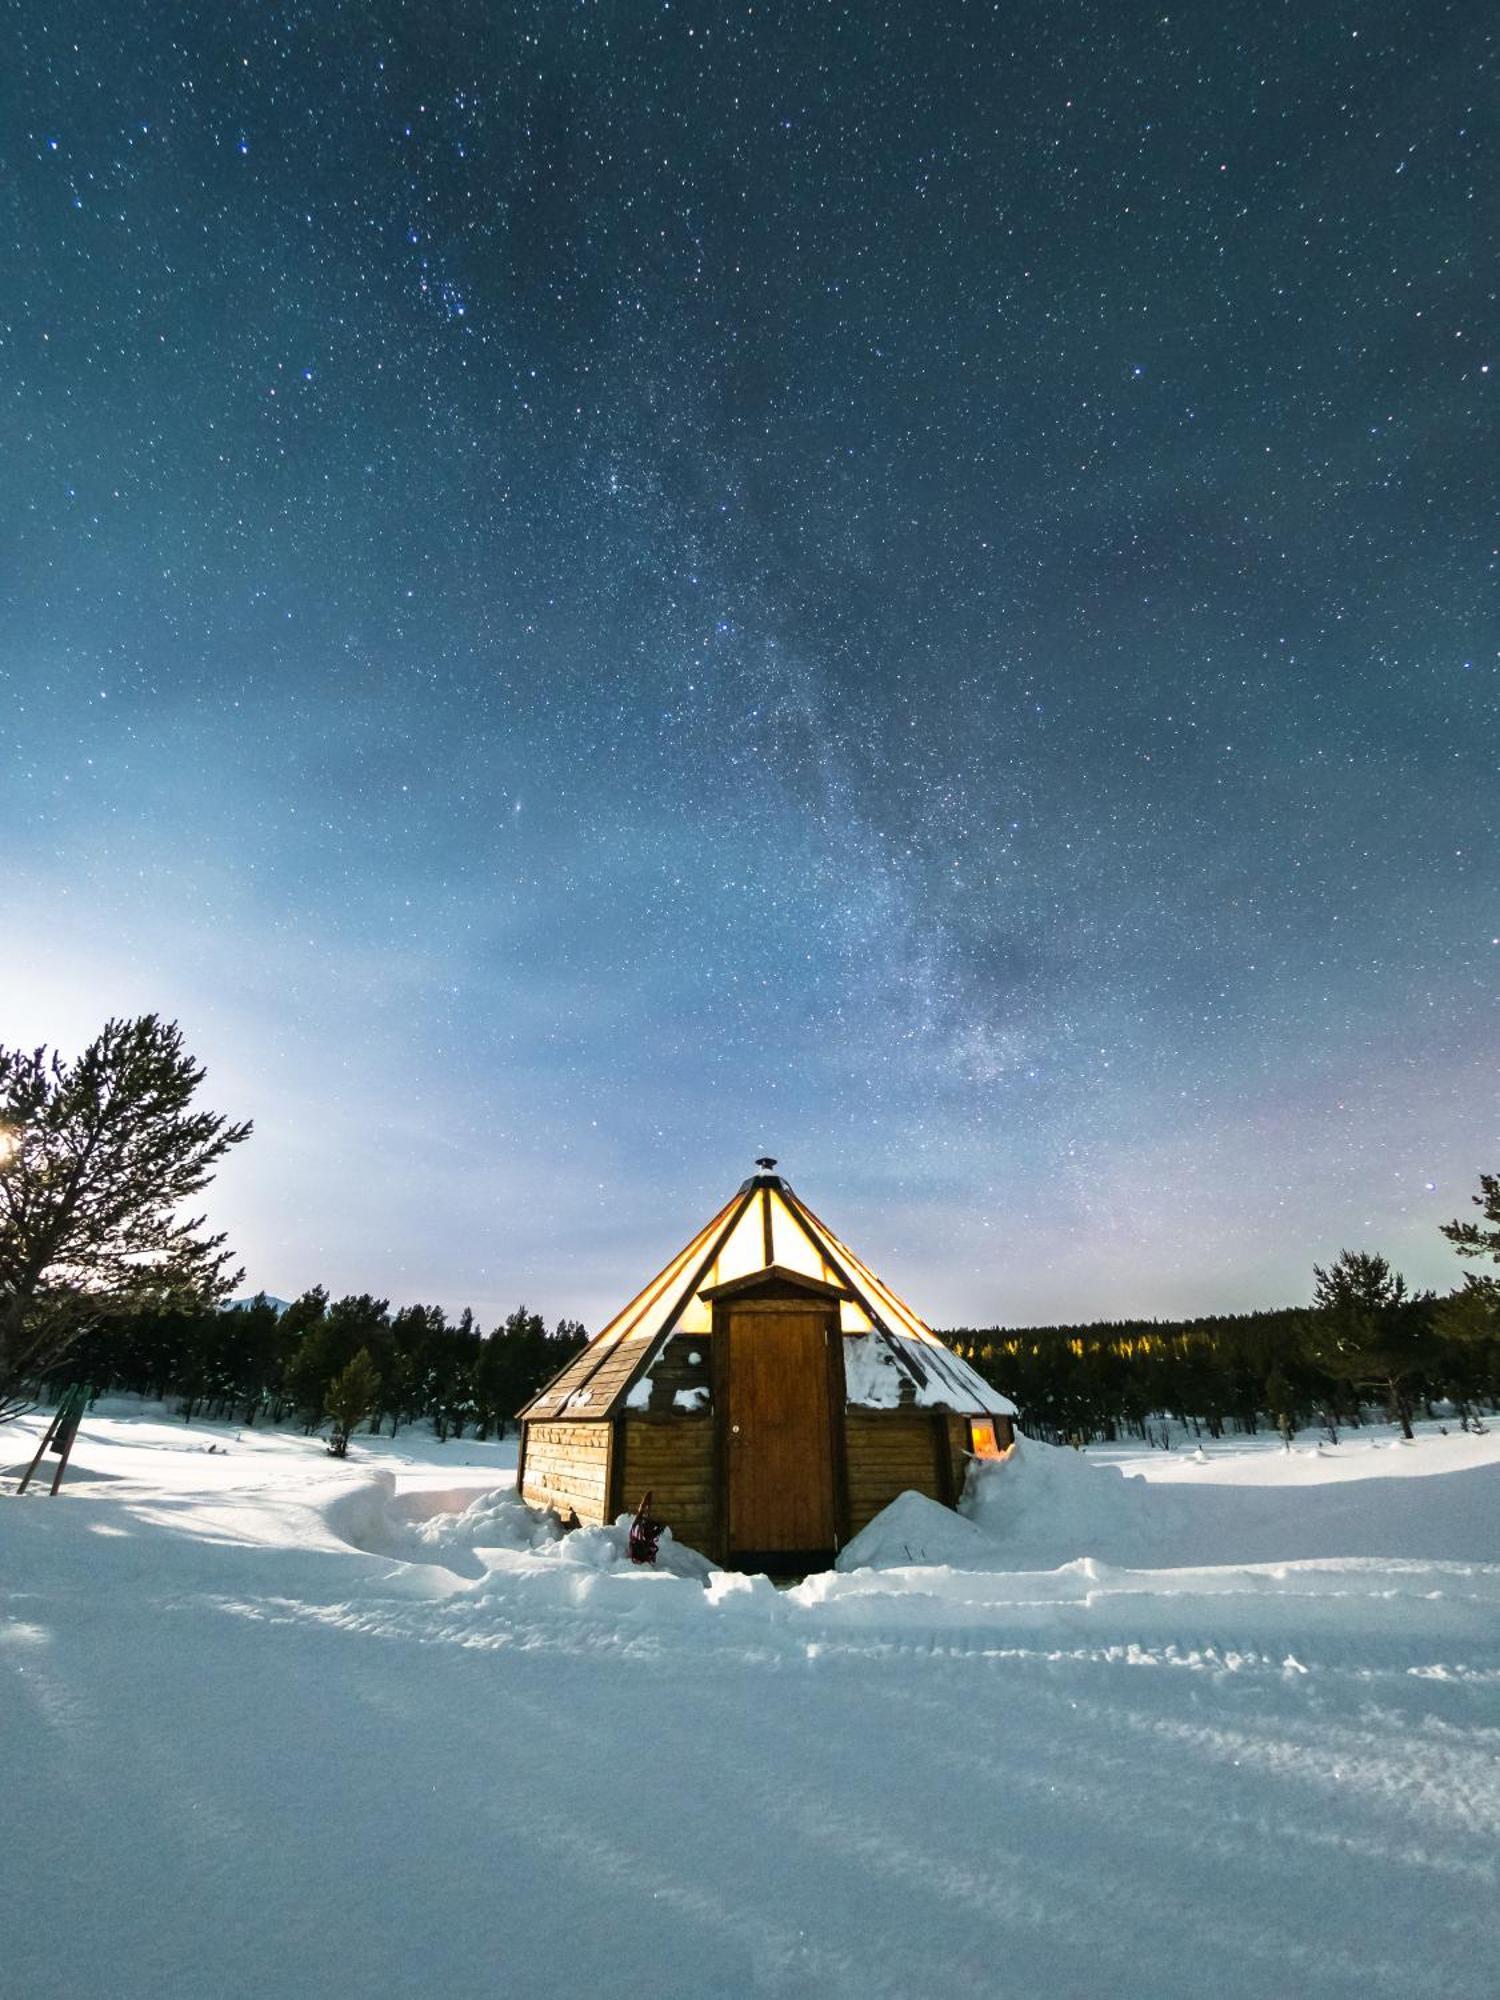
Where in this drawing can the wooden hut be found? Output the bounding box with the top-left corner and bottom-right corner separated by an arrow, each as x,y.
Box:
517,1161 -> 1016,1574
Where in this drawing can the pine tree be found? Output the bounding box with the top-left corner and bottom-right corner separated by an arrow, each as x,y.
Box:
223,1294 -> 290,1424
1305,1250 -> 1425,1440
1434,1178 -> 1500,1425
0,1016 -> 251,1421
1440,1171 -> 1500,1266
286,1294 -> 388,1431
325,1348 -> 380,1457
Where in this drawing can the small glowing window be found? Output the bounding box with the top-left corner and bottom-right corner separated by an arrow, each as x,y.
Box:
969,1418 -> 1004,1458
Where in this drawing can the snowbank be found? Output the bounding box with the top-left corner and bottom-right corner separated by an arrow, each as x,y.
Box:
835,1490 -> 996,1570
835,1438 -> 1159,1574
318,1475 -> 720,1584
838,1428 -> 1500,1578
4,1408 -> 1499,2000
958,1436 -> 1157,1567
405,1485 -> 565,1553
554,1517 -> 718,1581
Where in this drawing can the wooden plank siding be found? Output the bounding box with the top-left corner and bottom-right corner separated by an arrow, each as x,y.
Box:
844,1411 -> 948,1537
523,1405 -> 1012,1565
945,1414 -> 971,1504
618,1414 -> 717,1558
520,1420 -> 614,1527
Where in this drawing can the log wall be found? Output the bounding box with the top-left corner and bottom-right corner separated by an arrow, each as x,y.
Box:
844,1410 -> 947,1537
522,1410 -> 1012,1555
946,1414 -> 971,1498
618,1414 -> 717,1557
520,1419 -> 613,1527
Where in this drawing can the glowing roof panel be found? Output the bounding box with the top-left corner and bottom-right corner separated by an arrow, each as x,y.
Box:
520,1171 -> 1014,1419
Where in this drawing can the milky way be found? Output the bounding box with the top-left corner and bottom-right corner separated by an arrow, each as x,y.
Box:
4,0 -> 1495,1327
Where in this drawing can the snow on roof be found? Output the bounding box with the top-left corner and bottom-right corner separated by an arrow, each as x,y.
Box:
843,1334 -> 1017,1416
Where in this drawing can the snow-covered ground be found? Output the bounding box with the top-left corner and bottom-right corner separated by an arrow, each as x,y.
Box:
3,1408 -> 1497,1999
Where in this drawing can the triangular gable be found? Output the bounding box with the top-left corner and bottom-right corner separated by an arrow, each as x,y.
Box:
520,1170 -> 1015,1419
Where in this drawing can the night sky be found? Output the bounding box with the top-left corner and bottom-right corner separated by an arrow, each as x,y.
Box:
4,1 -> 1496,1331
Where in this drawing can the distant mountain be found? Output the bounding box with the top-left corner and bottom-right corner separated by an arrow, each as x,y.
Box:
224,1294 -> 292,1315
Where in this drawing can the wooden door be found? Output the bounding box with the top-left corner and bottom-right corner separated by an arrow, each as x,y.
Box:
725,1305 -> 837,1567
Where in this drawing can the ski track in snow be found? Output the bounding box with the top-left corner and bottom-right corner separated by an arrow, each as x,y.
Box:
3,1412 -> 1499,1999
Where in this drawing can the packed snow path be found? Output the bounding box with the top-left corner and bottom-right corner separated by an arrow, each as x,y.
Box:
3,1412 -> 1497,1999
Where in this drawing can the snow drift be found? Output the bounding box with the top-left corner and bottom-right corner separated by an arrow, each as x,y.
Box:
3,1409 -> 1497,2000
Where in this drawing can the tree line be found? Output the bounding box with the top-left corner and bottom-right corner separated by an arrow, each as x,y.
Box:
948,1200 -> 1500,1446
51,1290 -> 586,1451
4,1015 -> 1499,1456
0,1015 -> 584,1448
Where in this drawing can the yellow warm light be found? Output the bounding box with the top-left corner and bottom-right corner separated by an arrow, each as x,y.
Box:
568,1172 -> 954,1367
524,1165 -> 1019,1425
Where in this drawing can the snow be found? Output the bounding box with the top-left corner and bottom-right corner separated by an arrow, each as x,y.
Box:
625,1377 -> 707,1412
3,1407 -> 1498,1999
836,1488 -> 997,1568
841,1331 -> 1017,1414
903,1335 -> 1018,1414
842,1330 -> 906,1405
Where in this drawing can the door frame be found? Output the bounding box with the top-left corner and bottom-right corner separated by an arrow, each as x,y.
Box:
705,1267 -> 851,1571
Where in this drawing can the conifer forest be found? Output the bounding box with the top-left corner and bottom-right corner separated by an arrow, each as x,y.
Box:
25,1230 -> 1498,1455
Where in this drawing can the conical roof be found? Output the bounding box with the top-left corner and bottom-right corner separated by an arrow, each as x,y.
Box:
521,1168 -> 1015,1421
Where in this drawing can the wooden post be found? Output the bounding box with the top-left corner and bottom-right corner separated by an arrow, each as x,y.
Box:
826,1315 -> 851,1551
49,1415 -> 81,1494
15,1410 -> 62,1494
16,1384 -> 88,1496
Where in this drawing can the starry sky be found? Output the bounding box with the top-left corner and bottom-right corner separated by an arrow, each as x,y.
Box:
4,0 -> 1496,1332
